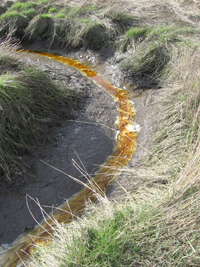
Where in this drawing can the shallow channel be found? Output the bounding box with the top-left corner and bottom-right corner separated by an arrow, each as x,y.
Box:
0,51 -> 117,246
0,50 -> 139,267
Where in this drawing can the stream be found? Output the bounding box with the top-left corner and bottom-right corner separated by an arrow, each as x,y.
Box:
0,49 -> 145,267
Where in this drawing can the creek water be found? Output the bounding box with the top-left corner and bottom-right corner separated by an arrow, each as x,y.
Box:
0,50 -> 139,267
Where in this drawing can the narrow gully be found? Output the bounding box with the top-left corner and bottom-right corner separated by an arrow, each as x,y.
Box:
0,50 -> 140,267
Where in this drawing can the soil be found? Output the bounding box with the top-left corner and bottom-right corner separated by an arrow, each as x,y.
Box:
0,47 -> 156,246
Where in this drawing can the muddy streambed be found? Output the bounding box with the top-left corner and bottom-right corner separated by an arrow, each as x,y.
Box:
0,49 -> 155,251
0,52 -> 117,245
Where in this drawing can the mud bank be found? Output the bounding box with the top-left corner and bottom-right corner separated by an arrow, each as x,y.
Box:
0,52 -> 117,245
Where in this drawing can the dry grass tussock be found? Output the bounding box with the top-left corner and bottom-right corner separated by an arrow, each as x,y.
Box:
143,46 -> 200,177
62,0 -> 200,26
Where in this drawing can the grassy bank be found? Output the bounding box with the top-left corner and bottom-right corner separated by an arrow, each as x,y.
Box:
0,0 -> 134,51
28,187 -> 200,266
0,0 -> 200,266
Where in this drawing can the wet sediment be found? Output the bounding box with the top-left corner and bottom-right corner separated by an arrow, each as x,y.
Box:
0,51 -> 139,267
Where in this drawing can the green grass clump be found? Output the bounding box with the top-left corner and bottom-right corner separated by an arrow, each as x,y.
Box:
21,8 -> 37,18
120,26 -> 151,52
25,14 -> 54,41
69,18 -> 113,50
82,210 -> 130,265
126,26 -> 151,39
0,11 -> 29,37
0,0 -> 52,38
48,7 -> 57,13
146,25 -> 199,46
0,0 -> 44,37
120,24 -> 200,86
0,67 -> 66,182
120,42 -> 170,86
9,1 -> 39,11
40,0 -> 48,4
28,204 -> 136,267
55,9 -> 66,19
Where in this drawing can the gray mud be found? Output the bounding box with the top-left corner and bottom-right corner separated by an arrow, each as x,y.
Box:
0,52 -> 117,245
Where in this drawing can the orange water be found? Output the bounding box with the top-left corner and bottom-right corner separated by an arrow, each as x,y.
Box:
0,50 -> 138,267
